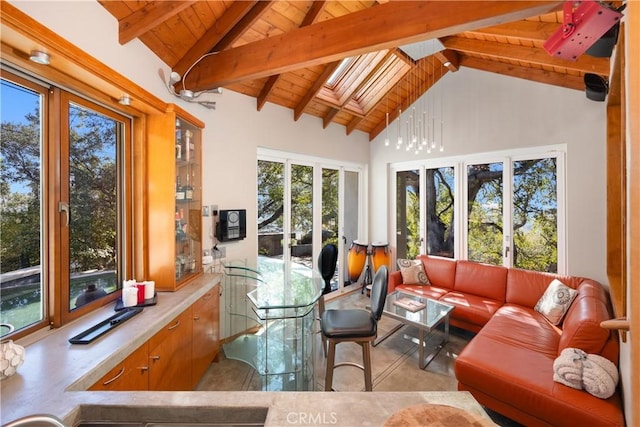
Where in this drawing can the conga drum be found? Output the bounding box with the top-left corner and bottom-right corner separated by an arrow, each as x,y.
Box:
347,240 -> 368,283
371,242 -> 390,273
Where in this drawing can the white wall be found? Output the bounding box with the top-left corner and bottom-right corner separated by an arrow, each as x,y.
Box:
369,67 -> 608,283
8,0 -> 371,265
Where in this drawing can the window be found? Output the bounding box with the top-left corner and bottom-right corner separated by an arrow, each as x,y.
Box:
392,147 -> 565,273
1,69 -> 132,337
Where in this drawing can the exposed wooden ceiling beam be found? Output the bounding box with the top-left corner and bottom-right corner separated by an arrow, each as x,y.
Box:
186,1 -> 563,91
212,1 -> 273,51
118,1 -> 196,45
435,49 -> 460,72
459,56 -> 585,91
257,1 -> 328,111
172,1 -> 258,75
346,116 -> 365,136
466,20 -> 560,42
443,36 -> 611,76
294,61 -> 341,121
323,108 -> 340,129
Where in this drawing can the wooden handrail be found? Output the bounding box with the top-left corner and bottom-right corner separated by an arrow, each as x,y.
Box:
600,318 -> 630,331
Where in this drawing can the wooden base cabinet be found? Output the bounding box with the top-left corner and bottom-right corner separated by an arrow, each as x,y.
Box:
148,308 -> 193,391
89,285 -> 220,391
191,288 -> 221,387
89,342 -> 149,391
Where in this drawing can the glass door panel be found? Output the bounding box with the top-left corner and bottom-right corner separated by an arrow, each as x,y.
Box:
257,160 -> 285,259
67,102 -> 119,309
289,164 -> 313,268
396,170 -> 420,260
0,78 -> 45,331
321,168 -> 339,292
425,166 -> 455,258
512,158 -> 558,272
467,162 -> 503,265
343,170 -> 360,287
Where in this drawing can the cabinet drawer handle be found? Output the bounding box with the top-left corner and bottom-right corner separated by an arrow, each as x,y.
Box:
102,367 -> 125,386
150,355 -> 160,361
139,366 -> 149,372
168,320 -> 180,331
193,316 -> 201,321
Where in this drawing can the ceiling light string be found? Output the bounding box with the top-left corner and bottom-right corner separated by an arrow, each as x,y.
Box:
384,59 -> 390,147
181,51 -> 219,97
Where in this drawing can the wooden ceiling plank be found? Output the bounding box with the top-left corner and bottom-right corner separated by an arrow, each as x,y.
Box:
460,56 -> 585,91
186,1 -> 563,90
443,36 -> 610,76
294,61 -> 342,121
119,1 -> 197,45
172,1 -> 258,76
256,1 -> 327,111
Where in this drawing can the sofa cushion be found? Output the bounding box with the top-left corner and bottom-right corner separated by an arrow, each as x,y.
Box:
416,255 -> 456,290
558,282 -> 615,359
439,291 -> 502,328
506,267 -> 584,308
535,279 -> 578,325
397,258 -> 429,285
395,284 -> 449,300
454,260 -> 507,302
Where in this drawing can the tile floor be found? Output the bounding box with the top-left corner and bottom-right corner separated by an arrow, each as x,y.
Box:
196,290 -> 520,426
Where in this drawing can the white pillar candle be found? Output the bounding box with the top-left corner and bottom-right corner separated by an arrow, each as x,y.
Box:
123,287 -> 139,307
123,279 -> 137,288
143,280 -> 155,300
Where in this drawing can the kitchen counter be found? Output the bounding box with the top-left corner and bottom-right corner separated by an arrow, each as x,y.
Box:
1,273 -> 495,426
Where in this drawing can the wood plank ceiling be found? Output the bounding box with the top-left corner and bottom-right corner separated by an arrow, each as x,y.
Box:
98,1 -> 615,141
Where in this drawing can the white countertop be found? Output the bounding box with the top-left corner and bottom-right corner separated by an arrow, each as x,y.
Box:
0,273 -> 495,426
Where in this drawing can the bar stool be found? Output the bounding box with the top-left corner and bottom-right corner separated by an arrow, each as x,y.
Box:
321,265 -> 388,391
317,243 -> 338,356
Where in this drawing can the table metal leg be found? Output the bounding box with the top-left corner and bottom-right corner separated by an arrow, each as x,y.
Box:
373,322 -> 404,347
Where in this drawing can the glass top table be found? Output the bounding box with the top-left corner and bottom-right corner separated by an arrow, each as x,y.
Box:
376,290 -> 455,369
222,257 -> 324,390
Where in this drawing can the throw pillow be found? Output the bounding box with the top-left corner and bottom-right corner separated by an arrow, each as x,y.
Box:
535,279 -> 577,325
397,259 -> 430,285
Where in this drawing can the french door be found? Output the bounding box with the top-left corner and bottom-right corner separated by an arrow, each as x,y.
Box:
257,151 -> 364,294
392,149 -> 565,273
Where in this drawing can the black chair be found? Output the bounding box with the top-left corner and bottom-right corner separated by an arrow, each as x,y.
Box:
321,265 -> 388,391
318,243 -> 338,295
317,244 -> 338,355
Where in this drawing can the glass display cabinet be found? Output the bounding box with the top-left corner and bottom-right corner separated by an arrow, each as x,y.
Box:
147,104 -> 204,291
223,257 -> 323,391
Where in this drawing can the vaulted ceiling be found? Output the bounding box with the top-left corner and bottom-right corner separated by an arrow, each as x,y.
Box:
98,1 -> 614,140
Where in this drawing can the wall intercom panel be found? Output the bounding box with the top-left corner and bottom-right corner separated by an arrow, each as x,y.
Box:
216,209 -> 246,242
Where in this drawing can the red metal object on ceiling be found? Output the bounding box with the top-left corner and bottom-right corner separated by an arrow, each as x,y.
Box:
543,0 -> 623,61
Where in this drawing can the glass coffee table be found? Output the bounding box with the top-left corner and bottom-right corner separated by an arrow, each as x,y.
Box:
375,290 -> 455,369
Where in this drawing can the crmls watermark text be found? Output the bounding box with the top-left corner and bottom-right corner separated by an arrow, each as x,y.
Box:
286,412 -> 338,425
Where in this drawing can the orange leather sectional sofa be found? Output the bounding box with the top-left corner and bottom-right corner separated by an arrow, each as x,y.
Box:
388,255 -> 625,427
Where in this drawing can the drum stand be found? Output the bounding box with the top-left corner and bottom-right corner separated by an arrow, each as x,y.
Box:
361,249 -> 373,294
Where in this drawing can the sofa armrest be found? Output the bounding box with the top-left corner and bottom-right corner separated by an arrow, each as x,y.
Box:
389,270 -> 402,292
